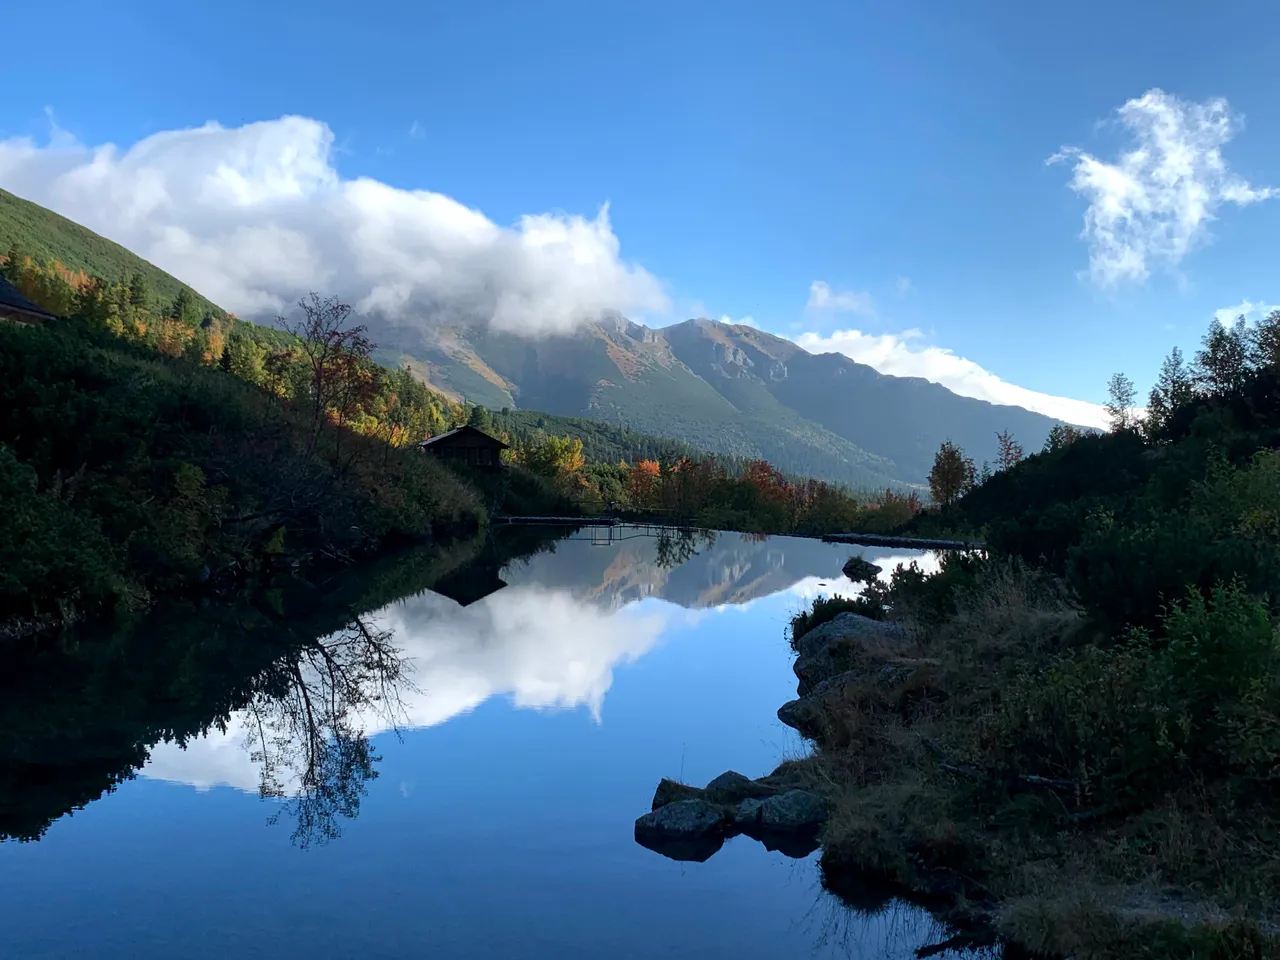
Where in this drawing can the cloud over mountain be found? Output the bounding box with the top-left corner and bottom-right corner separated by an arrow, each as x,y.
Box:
0,116 -> 668,334
796,327 -> 1110,429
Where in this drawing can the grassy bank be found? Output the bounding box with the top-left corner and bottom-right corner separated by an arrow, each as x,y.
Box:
789,557 -> 1280,959
785,316 -> 1280,959
0,317 -> 487,627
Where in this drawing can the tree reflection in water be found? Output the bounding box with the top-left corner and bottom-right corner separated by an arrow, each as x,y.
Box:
244,615 -> 415,848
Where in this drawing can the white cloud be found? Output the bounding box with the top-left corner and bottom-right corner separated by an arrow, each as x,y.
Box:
144,583 -> 673,793
807,280 -> 876,315
796,327 -> 1109,428
1050,89 -> 1276,287
894,276 -> 911,298
408,120 -> 425,139
1213,298 -> 1279,327
719,313 -> 758,328
0,116 -> 669,334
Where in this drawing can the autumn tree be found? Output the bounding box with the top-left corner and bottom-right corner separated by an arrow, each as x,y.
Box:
280,294 -> 375,452
928,440 -> 973,508
1105,372 -> 1137,433
627,459 -> 661,510
995,430 -> 1024,472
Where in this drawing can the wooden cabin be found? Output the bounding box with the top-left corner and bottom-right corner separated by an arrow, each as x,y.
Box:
0,275 -> 57,325
416,425 -> 509,471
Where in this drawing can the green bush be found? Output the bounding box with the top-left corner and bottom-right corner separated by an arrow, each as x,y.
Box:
992,581 -> 1280,800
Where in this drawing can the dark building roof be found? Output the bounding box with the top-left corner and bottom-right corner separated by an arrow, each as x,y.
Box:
0,274 -> 58,321
430,565 -> 508,607
416,425 -> 510,449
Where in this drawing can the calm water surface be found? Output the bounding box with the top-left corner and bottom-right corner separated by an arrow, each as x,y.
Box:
0,527 -> 967,959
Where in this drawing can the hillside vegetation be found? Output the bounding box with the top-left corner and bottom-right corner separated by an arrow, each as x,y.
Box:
787,310 -> 1280,958
0,197 -> 926,626
0,188 -> 225,320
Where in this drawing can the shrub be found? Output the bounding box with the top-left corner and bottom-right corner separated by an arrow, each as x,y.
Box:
991,581 -> 1280,801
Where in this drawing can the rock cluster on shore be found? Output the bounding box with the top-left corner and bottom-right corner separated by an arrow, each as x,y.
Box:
634,769 -> 829,862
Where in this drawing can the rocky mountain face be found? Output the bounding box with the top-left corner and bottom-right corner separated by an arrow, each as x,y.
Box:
369,314 -> 1067,488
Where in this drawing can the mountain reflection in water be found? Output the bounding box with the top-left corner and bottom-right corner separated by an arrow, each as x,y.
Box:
1,525 -> 1001,960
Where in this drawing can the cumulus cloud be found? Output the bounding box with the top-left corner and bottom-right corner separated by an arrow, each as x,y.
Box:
1051,89 -> 1276,287
1214,298 -> 1279,327
796,327 -> 1109,428
807,280 -> 876,315
0,116 -> 668,334
719,313 -> 758,328
144,583 -> 673,793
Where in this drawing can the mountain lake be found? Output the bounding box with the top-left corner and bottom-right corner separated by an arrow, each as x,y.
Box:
0,525 -> 1005,959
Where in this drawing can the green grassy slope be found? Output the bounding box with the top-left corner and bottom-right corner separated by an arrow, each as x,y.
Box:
0,189 -> 224,319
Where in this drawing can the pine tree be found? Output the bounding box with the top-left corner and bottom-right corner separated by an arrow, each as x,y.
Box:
1043,423 -> 1085,453
1145,347 -> 1195,438
128,272 -> 150,308
171,288 -> 198,326
3,243 -> 25,283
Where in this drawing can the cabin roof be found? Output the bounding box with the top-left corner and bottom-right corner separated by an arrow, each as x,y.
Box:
416,424 -> 510,450
0,275 -> 57,321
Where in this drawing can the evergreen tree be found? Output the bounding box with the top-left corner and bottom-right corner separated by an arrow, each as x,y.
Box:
1043,423 -> 1085,453
1145,347 -> 1196,438
128,272 -> 150,308
2,243 -> 23,282
467,404 -> 492,432
171,288 -> 198,326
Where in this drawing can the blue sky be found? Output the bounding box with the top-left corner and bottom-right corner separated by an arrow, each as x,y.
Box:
1,0 -> 1278,423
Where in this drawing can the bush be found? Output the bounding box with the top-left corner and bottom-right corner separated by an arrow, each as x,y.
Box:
992,581 -> 1280,801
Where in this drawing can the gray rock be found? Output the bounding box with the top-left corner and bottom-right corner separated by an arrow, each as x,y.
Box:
778,670 -> 866,739
734,797 -> 765,827
651,778 -> 703,810
759,790 -> 828,831
793,612 -> 904,660
841,555 -> 881,584
704,770 -> 776,804
634,799 -> 727,841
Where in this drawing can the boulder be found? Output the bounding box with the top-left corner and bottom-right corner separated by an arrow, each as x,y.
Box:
778,670 -> 865,739
793,612 -> 905,660
703,770 -> 777,804
651,778 -> 703,810
734,797 -> 766,828
841,555 -> 881,584
759,790 -> 828,831
634,799 -> 727,842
